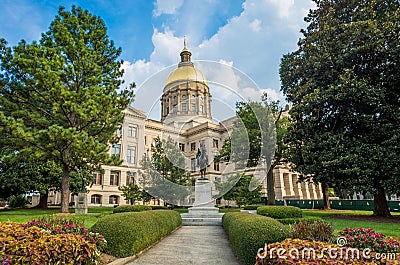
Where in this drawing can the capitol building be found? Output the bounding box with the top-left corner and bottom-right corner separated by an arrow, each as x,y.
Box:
49,41 -> 323,206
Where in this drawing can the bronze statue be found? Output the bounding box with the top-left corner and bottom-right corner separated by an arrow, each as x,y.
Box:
196,143 -> 209,179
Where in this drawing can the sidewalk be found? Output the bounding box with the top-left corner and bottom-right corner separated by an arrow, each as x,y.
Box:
124,226 -> 241,265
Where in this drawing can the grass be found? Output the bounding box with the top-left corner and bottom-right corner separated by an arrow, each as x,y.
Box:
303,209 -> 400,238
0,206 -> 114,228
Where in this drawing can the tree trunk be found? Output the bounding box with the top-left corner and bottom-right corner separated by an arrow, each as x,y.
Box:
373,179 -> 391,217
60,164 -> 71,213
322,182 -> 331,210
36,191 -> 48,209
267,166 -> 276,205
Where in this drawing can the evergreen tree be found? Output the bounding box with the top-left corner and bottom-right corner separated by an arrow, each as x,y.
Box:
280,0 -> 400,215
0,6 -> 134,212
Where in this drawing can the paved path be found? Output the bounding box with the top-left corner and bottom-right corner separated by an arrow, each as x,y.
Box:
125,226 -> 241,265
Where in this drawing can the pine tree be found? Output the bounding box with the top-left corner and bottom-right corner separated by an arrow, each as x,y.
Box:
0,6 -> 134,212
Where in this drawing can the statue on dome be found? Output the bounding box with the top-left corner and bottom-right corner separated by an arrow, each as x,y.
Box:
196,142 -> 209,180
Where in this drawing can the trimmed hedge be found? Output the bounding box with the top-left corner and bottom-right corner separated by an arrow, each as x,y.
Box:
90,210 -> 181,257
222,212 -> 290,265
257,206 -> 302,219
276,216 -> 323,225
150,205 -> 168,210
113,205 -> 152,213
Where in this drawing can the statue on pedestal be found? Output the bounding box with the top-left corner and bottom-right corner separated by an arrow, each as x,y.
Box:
196,143 -> 209,180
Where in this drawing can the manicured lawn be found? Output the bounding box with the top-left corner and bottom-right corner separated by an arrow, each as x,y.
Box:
0,206 -> 114,228
303,209 -> 400,238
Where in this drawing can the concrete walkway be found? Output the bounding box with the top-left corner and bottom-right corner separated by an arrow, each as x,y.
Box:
124,226 -> 241,265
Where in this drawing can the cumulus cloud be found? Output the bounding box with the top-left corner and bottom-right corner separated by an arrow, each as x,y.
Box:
153,0 -> 184,16
125,0 -> 315,119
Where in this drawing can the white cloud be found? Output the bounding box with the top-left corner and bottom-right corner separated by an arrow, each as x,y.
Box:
153,0 -> 184,16
266,0 -> 294,19
125,0 -> 315,119
249,19 -> 262,32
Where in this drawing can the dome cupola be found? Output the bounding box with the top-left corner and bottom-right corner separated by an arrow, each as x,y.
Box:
161,37 -> 212,125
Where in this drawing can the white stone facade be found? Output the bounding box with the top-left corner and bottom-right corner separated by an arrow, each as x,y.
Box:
49,43 -> 322,207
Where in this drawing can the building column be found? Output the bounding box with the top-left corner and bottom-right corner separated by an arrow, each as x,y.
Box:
291,174 -> 301,199
274,170 -> 286,200
308,183 -> 316,199
302,182 -> 310,199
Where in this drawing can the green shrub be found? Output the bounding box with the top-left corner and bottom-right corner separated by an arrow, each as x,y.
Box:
0,222 -> 99,264
113,205 -> 152,213
222,212 -> 290,265
257,206 -> 302,219
150,205 -> 168,210
90,210 -> 181,257
277,216 -> 323,225
291,220 -> 333,242
8,195 -> 29,208
243,205 -> 260,210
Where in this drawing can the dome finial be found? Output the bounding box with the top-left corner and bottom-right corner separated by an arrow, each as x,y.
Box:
184,36 -> 187,49
180,35 -> 192,64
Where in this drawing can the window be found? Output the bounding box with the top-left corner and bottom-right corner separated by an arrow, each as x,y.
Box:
91,195 -> 101,204
181,103 -> 187,111
173,104 -> 177,113
109,195 -> 119,205
182,94 -> 186,100
191,142 -> 196,151
213,139 -> 219,148
126,172 -> 136,185
214,162 -> 220,171
128,126 -> 137,137
126,146 -> 136,164
110,171 -> 120,186
116,125 -> 122,135
93,172 -> 102,185
179,143 -> 185,152
173,95 -> 177,100
111,144 -> 121,157
191,103 -> 196,112
191,158 -> 196,173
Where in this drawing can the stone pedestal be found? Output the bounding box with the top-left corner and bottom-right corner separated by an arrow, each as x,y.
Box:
75,192 -> 88,214
181,179 -> 224,225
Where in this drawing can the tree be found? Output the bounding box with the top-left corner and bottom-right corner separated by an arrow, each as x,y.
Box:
0,6 -> 133,212
119,183 -> 143,205
216,174 -> 262,207
0,148 -> 62,208
139,137 -> 191,205
215,94 -> 289,205
280,0 -> 400,216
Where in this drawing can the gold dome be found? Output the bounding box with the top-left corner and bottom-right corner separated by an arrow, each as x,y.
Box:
165,65 -> 208,87
164,36 -> 208,88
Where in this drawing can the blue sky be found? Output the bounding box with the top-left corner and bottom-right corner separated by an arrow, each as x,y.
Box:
0,0 -> 315,120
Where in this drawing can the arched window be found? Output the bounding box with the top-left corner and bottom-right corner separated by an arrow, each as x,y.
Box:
109,195 -> 119,205
91,194 -> 102,204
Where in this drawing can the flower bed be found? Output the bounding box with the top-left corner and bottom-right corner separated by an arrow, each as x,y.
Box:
255,238 -> 400,265
0,222 -> 99,264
